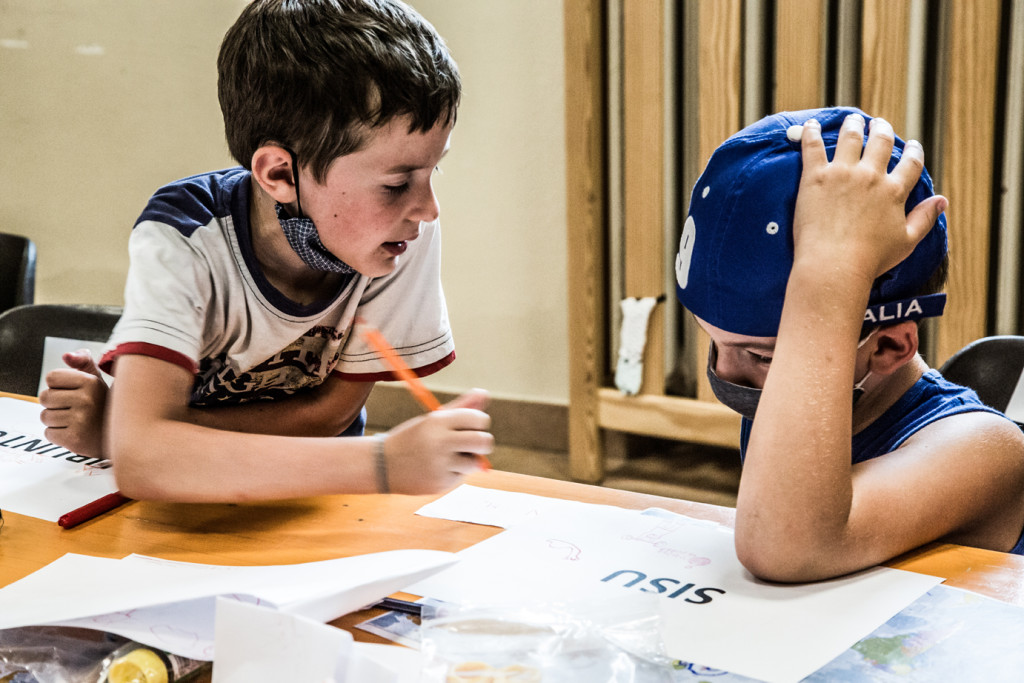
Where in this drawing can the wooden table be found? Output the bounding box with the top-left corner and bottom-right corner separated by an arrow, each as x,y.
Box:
2,473 -> 1024,683
4,469 -> 1024,614
3,381 -> 1024,678
4,383 -> 1021,612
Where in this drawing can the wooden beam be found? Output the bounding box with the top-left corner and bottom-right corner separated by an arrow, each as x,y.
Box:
598,389 -> 741,449
774,0 -> 825,110
860,0 -> 911,125
565,0 -> 607,483
694,0 -> 742,402
623,0 -> 666,398
935,0 -> 1001,363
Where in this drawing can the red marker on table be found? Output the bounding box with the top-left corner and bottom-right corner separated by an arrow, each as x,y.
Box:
356,318 -> 491,471
58,492 -> 131,529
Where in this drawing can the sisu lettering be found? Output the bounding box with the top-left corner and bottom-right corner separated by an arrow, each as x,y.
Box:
601,569 -> 726,604
644,577 -> 685,594
686,587 -> 727,605
602,569 -> 647,587
668,583 -> 696,599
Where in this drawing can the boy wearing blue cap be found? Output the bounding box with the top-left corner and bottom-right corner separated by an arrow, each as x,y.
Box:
38,0 -> 493,502
677,107 -> 1024,581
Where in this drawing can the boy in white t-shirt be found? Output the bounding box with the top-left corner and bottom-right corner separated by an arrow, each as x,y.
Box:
39,0 -> 492,502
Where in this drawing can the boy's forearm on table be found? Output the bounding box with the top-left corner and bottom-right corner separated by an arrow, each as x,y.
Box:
736,270 -> 869,577
108,415 -> 379,501
105,356 -> 380,500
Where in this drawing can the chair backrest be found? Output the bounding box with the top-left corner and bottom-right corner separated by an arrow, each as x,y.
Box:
0,304 -> 122,396
938,335 -> 1024,426
0,233 -> 37,314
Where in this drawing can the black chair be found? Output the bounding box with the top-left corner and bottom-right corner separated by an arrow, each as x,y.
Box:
939,335 -> 1024,426
0,233 -> 37,314
0,304 -> 122,396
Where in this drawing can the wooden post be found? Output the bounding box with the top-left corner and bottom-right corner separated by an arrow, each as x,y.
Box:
694,0 -> 743,402
774,0 -> 825,110
934,0 -> 1001,363
859,0 -> 911,125
623,0 -> 666,398
565,0 -> 607,483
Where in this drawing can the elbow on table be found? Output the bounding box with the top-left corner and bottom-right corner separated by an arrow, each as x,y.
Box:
109,440 -> 264,503
108,440 -> 178,501
111,459 -> 165,501
735,530 -> 842,584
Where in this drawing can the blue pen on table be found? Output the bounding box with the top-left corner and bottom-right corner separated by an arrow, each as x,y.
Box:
373,597 -> 423,617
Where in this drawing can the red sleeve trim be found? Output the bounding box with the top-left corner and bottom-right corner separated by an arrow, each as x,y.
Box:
332,350 -> 456,383
99,342 -> 198,376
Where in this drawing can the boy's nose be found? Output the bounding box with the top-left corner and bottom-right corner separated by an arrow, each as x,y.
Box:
411,182 -> 440,223
712,345 -> 762,389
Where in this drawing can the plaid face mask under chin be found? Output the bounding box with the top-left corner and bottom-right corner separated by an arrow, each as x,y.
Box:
275,203 -> 356,274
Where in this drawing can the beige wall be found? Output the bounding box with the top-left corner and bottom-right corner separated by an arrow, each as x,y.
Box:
0,0 -> 569,405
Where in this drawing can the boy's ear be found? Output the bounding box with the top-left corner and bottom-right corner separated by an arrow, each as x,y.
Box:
250,145 -> 298,204
868,321 -> 920,376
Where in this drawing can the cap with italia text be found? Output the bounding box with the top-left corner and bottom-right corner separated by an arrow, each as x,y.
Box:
674,106 -> 947,337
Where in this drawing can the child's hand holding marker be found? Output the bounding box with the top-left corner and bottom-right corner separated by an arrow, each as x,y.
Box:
357,319 -> 493,494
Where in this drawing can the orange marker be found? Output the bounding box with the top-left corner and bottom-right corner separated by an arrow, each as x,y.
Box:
357,318 -> 490,471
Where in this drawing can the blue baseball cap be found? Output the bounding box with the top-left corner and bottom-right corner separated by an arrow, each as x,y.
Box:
675,106 -> 947,337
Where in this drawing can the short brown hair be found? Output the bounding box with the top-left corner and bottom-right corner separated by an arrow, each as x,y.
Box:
218,0 -> 460,183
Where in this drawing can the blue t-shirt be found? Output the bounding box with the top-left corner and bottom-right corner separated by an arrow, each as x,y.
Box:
738,370 -> 1024,555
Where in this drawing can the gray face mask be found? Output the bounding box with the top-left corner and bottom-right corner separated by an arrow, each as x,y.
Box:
706,330 -> 877,421
706,344 -> 761,421
276,149 -> 355,274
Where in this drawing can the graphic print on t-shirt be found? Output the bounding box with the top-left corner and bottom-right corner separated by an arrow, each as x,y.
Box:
191,325 -> 348,405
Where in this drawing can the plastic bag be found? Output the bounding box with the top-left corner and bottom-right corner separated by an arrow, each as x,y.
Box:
417,596 -> 677,683
0,627 -> 126,683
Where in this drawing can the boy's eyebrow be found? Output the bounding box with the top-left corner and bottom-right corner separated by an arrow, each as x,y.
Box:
718,339 -> 776,353
384,146 -> 449,175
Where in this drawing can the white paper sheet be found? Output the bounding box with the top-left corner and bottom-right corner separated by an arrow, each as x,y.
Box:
0,550 -> 457,660
414,484 -> 616,529
404,505 -> 941,683
1004,363 -> 1024,423
213,598 -> 352,683
348,642 -> 424,683
0,397 -> 118,522
37,336 -> 113,396
213,599 -> 424,682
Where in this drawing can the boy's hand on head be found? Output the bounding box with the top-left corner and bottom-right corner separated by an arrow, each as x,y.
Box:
38,350 -> 108,458
379,388 -> 494,495
792,113 -> 948,289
